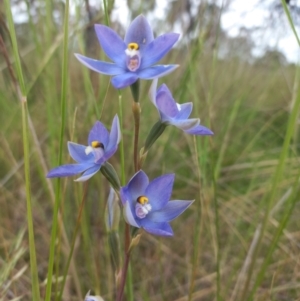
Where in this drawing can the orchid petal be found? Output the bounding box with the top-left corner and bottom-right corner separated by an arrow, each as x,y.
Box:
156,82 -> 173,97
120,171 -> 149,219
111,73 -> 139,89
127,170 -> 149,204
96,145 -> 118,165
47,163 -> 94,178
94,24 -> 127,67
141,33 -> 180,68
175,103 -> 193,119
141,220 -> 173,236
148,200 -> 193,222
169,118 -> 199,130
68,142 -> 94,163
106,187 -> 117,230
145,174 -> 174,211
138,64 -> 179,79
107,115 -> 121,152
120,186 -> 130,206
156,86 -> 179,117
75,165 -> 101,182
123,202 -> 140,228
148,81 -> 213,136
124,15 -> 154,51
88,121 -> 109,147
185,125 -> 214,135
149,79 -> 158,106
74,54 -> 125,75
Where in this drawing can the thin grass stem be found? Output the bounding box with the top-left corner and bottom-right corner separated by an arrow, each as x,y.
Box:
103,0 -> 110,26
45,1 -> 70,300
118,91 -> 125,186
3,2 -> 40,300
58,183 -> 89,301
187,137 -> 204,301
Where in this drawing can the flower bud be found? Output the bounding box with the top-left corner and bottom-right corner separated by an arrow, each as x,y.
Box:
100,163 -> 120,191
105,188 -> 121,271
105,187 -> 120,232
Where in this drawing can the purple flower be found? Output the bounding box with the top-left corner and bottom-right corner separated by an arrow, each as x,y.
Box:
47,115 -> 121,182
75,15 -> 179,89
149,79 -> 214,135
120,170 -> 193,236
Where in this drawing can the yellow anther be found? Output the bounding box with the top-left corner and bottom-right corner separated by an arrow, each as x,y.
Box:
91,141 -> 104,148
137,196 -> 148,205
128,43 -> 139,51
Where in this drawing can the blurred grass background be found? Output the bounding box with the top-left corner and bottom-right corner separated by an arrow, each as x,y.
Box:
1,0 -> 300,300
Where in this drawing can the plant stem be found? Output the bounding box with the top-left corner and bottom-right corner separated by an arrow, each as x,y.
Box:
103,0 -> 110,26
3,2 -> 40,300
116,225 -> 131,301
116,100 -> 141,301
132,101 -> 141,171
118,92 -> 126,186
58,183 -> 89,301
188,137 -> 204,301
45,1 -> 70,300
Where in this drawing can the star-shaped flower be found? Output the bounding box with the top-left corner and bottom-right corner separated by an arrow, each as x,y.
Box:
120,170 -> 193,236
47,115 -> 121,182
149,79 -> 214,135
75,15 -> 179,89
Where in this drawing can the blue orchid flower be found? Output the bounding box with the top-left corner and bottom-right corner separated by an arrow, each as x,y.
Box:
75,15 -> 179,89
47,115 -> 121,182
149,79 -> 214,135
120,170 -> 193,236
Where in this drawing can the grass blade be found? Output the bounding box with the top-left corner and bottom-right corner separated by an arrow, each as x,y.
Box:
45,0 -> 70,300
4,1 -> 41,300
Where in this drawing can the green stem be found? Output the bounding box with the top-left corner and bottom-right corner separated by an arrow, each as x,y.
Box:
4,11 -> 25,95
117,92 -> 134,301
207,4 -> 224,299
116,100 -> 140,301
125,262 -> 133,301
116,243 -> 131,301
187,137 -> 204,301
58,183 -> 89,301
22,100 -> 41,301
118,92 -> 125,186
132,101 -> 141,171
103,0 -> 110,26
45,1 -> 70,300
212,176 -> 221,301
281,0 -> 300,47
4,1 -> 40,300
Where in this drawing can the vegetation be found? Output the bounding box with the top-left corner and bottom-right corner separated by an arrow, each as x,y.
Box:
1,0 -> 300,300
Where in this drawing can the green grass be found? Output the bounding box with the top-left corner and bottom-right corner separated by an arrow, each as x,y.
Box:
1,1 -> 300,301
